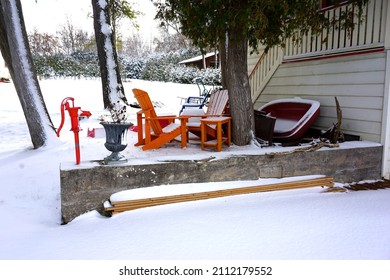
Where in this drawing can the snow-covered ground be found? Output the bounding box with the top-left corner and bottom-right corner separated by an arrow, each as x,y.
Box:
0,79 -> 389,262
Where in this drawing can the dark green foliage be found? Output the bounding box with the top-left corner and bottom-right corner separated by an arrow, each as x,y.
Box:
153,0 -> 369,146
121,56 -> 144,79
154,0 -> 369,52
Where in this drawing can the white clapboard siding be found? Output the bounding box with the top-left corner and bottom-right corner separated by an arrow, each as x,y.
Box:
254,51 -> 386,142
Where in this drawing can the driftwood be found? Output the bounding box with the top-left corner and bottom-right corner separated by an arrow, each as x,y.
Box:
322,97 -> 344,143
330,97 -> 344,143
324,179 -> 390,193
266,141 -> 339,157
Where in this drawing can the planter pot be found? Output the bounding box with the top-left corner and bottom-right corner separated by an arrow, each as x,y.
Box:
100,122 -> 133,164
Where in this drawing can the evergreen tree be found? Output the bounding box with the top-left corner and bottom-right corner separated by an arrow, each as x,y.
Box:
154,0 -> 368,145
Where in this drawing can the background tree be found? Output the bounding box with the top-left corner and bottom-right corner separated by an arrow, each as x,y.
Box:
109,0 -> 138,52
153,25 -> 191,53
28,28 -> 60,56
154,0 -> 369,146
57,17 -> 94,55
122,32 -> 151,56
0,0 -> 54,149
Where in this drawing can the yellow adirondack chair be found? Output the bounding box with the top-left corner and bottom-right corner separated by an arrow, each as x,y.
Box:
132,88 -> 189,151
181,89 -> 229,139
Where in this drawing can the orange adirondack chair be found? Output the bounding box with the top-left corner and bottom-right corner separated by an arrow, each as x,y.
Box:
132,88 -> 189,151
181,89 -> 229,139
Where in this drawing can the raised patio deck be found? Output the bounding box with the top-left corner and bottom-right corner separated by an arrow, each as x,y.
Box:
60,142 -> 382,224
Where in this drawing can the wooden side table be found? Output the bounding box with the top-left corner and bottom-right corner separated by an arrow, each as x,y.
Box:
201,117 -> 231,152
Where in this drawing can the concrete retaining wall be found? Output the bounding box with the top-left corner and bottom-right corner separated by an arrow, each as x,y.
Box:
60,144 -> 382,224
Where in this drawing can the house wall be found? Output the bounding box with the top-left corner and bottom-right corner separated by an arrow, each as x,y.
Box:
253,51 -> 387,143
247,50 -> 262,75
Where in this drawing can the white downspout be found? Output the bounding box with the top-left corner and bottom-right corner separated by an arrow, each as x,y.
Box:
380,0 -> 390,179
381,52 -> 390,179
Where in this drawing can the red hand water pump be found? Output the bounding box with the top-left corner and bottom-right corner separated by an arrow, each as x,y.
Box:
56,97 -> 91,164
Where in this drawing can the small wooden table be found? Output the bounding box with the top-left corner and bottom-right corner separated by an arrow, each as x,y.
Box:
201,117 -> 231,152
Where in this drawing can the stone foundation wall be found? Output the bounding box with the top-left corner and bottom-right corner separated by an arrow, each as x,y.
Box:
60,145 -> 382,224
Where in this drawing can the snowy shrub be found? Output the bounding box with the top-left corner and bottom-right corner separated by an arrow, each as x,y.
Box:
140,49 -> 195,82
198,67 -> 222,85
70,51 -> 100,77
120,56 -> 145,79
168,65 -> 198,84
32,48 -> 220,85
137,48 -> 221,86
166,64 -> 221,86
33,52 -> 100,78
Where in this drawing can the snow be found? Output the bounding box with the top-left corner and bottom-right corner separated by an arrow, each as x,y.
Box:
0,78 -> 389,261
178,51 -> 218,64
161,122 -> 181,133
109,175 -> 326,202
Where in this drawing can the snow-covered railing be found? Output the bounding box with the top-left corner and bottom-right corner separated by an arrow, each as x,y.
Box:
284,0 -> 387,60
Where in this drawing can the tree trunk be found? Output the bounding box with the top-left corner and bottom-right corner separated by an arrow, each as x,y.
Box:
0,0 -> 54,149
219,37 -> 228,89
0,6 -> 11,70
226,31 -> 254,146
92,0 -> 126,110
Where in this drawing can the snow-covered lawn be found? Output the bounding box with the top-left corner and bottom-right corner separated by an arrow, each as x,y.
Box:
0,78 -> 389,261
